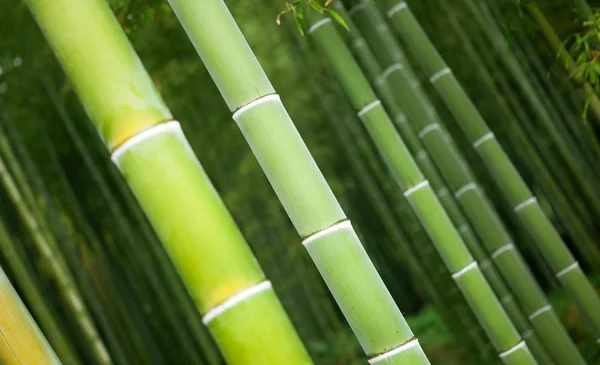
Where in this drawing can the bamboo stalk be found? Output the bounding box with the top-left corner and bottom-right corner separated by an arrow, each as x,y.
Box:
304,7 -> 538,364
330,3 -> 551,363
0,266 -> 62,365
0,131 -> 113,365
164,0 -> 433,363
382,0 -> 600,344
23,0 -> 311,363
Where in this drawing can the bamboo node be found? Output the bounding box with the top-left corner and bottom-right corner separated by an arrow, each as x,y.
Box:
302,219 -> 352,246
387,2 -> 408,18
454,183 -> 477,198
202,281 -> 272,325
403,180 -> 429,197
521,329 -> 534,339
110,121 -> 181,165
417,123 -> 440,138
348,2 -> 367,16
501,295 -> 513,305
499,341 -> 528,358
308,18 -> 332,34
451,261 -> 477,279
380,63 -> 403,80
528,305 -> 551,320
368,337 -> 419,364
491,243 -> 514,259
232,93 -> 280,120
358,100 -> 382,117
555,262 -> 579,278
429,67 -> 452,83
513,197 -> 537,212
473,132 -> 495,149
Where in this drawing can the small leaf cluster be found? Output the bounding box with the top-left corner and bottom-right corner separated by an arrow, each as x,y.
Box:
276,0 -> 348,36
569,10 -> 600,118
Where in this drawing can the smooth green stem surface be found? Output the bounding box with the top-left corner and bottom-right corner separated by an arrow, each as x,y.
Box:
383,0 -> 600,344
0,267 -> 62,365
166,0 -> 431,362
306,9 -> 536,364
25,0 -> 311,363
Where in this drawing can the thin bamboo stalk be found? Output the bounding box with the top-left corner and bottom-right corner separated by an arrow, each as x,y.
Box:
382,0 -> 600,344
0,219 -> 79,365
330,3 -> 551,363
344,1 -> 587,363
0,132 -> 113,365
304,7 -> 537,364
165,0 -> 432,363
519,0 -> 600,122
23,0 -> 311,363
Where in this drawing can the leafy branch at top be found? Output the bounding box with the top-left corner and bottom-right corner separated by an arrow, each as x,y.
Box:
276,0 -> 348,36
568,10 -> 600,119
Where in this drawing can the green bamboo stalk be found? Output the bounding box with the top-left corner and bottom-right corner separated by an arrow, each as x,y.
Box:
24,0 -> 311,364
165,0 -> 432,363
41,77 -> 221,364
0,265 -> 62,365
303,7 -> 538,364
0,219 -> 79,365
461,0 -> 600,223
330,3 -> 551,363
343,1 -> 588,363
0,134 -> 113,365
382,0 -> 600,343
438,0 -> 600,270
301,48 -> 485,359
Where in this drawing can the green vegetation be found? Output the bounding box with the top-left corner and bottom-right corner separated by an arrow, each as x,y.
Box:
0,0 -> 599,364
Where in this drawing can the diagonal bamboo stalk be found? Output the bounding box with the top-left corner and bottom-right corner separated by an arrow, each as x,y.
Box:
304,7 -> 537,364
381,0 -> 600,346
23,0 -> 312,363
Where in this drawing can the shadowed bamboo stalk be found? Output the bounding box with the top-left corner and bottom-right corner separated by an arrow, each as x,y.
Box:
341,1 -> 586,364
165,0 -> 432,363
329,3 -> 551,363
381,0 -> 600,344
437,0 -> 600,269
519,0 -> 600,122
0,131 -> 112,365
23,0 -> 311,364
304,7 -> 538,365
0,217 -> 80,365
0,266 -> 62,365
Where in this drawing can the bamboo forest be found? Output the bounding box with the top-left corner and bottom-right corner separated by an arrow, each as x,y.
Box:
2,0 -> 600,364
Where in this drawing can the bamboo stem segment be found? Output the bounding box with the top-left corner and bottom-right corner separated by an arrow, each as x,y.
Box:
0,266 -> 62,365
166,0 -> 430,362
305,8 -> 537,364
382,0 -> 600,343
24,0 -> 312,363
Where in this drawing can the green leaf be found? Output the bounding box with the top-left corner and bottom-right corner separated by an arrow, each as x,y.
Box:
324,9 -> 349,30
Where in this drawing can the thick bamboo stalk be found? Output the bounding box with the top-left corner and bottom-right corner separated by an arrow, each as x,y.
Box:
382,0 -> 600,344
23,0 -> 311,364
165,0 -> 431,363
0,266 -> 62,365
304,8 -> 537,364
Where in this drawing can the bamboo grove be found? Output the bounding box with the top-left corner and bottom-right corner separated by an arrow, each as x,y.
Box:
0,0 -> 599,364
